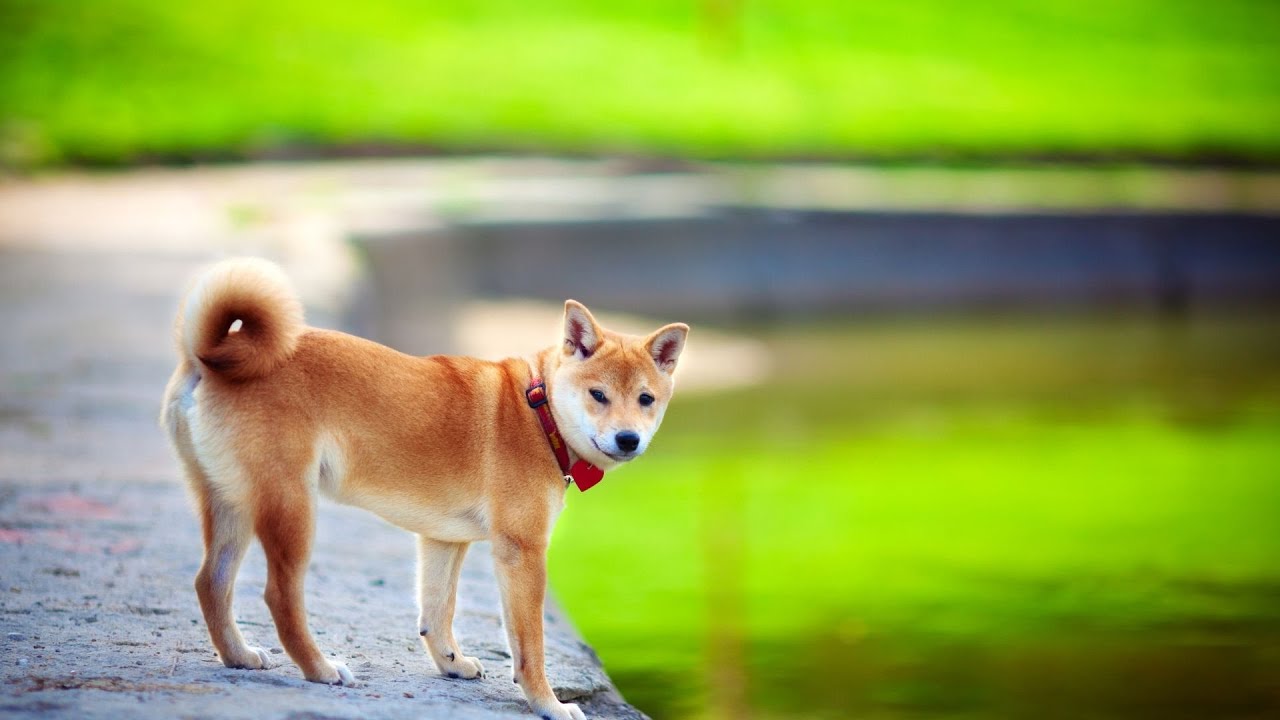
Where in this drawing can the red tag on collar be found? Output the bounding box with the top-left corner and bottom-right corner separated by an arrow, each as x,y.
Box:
570,460 -> 605,492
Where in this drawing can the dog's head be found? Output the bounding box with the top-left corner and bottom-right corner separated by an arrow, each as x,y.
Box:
550,300 -> 688,470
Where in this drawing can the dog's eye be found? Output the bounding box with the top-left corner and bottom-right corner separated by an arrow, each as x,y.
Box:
590,389 -> 607,403
638,393 -> 655,407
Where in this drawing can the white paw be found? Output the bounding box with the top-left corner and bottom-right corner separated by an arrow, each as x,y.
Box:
331,660 -> 356,686
437,652 -> 485,680
222,645 -> 271,670
533,701 -> 586,720
307,659 -> 356,686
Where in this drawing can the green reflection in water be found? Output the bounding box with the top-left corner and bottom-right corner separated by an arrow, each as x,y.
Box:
548,314 -> 1280,719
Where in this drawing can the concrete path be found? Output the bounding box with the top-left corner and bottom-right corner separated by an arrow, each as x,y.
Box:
0,246 -> 644,719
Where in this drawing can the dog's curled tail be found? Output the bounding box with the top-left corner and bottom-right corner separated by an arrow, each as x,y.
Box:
176,258 -> 305,381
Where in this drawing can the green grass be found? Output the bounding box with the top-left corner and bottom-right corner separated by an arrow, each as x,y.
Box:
3,1 -> 1279,167
546,316 -> 1280,719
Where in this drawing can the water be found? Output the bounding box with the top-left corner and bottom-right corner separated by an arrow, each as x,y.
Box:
546,313 -> 1280,719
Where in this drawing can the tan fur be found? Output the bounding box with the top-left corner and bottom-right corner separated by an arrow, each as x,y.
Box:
160,258 -> 688,720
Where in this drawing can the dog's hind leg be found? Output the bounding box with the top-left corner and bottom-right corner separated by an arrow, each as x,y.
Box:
192,486 -> 272,670
417,537 -> 484,679
254,487 -> 355,686
169,390 -> 271,672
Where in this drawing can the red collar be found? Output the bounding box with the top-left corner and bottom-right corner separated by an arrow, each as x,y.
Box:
526,378 -> 605,492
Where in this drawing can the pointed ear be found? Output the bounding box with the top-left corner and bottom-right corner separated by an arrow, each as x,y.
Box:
563,300 -> 603,359
645,323 -> 688,375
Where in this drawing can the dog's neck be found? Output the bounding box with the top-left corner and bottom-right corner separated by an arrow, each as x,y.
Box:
524,347 -> 608,491
525,346 -> 584,466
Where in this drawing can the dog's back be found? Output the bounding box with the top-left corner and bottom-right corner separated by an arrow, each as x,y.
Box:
160,259 -> 536,537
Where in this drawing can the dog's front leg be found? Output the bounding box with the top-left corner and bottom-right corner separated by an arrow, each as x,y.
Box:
417,537 -> 484,679
493,535 -> 586,720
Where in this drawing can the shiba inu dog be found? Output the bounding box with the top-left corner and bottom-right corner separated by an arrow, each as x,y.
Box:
160,258 -> 688,720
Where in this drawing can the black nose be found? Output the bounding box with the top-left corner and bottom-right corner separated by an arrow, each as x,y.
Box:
615,431 -> 640,453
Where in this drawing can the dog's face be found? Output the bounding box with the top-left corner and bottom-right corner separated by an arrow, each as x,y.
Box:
550,300 -> 688,470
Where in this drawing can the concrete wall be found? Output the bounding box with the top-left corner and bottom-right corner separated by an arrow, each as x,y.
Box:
359,211 -> 1280,328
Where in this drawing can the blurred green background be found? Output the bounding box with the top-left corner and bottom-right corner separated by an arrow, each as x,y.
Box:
5,2 -> 1279,719
2,0 -> 1280,167
548,315 -> 1280,719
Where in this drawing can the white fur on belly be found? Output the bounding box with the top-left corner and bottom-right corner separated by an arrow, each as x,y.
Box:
342,490 -> 490,542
